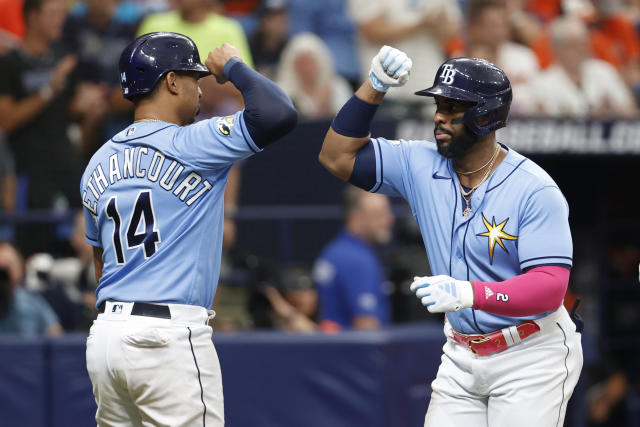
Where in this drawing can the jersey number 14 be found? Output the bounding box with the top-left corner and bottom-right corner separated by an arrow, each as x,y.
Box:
105,190 -> 161,264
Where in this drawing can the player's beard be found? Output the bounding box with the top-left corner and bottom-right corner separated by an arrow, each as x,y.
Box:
188,105 -> 201,125
435,125 -> 479,159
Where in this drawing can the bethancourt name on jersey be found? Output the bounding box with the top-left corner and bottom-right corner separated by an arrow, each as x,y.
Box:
82,146 -> 212,215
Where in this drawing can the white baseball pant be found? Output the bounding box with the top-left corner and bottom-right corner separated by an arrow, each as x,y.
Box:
424,306 -> 583,427
86,301 -> 224,427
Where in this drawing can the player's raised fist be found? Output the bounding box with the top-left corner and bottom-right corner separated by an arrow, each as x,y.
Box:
205,43 -> 243,84
369,45 -> 412,93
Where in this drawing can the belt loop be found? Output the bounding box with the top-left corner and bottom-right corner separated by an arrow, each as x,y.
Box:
502,325 -> 521,346
206,310 -> 216,324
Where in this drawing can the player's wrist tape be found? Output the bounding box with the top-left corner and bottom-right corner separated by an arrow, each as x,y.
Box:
331,95 -> 379,138
368,71 -> 389,92
459,281 -> 475,309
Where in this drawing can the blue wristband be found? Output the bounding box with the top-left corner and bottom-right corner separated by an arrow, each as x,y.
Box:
223,56 -> 244,79
331,95 -> 380,138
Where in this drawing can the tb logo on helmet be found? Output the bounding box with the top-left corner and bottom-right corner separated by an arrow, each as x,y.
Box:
440,64 -> 456,85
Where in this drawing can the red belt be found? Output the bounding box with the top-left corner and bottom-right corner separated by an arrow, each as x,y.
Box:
451,321 -> 541,356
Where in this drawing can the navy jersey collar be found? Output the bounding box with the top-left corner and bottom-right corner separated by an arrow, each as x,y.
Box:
111,121 -> 176,143
445,143 -> 518,223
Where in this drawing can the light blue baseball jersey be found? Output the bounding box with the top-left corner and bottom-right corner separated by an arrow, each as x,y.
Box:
366,138 -> 572,334
80,112 -> 261,309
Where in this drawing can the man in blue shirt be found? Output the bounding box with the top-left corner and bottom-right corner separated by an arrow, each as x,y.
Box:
319,46 -> 582,426
81,33 -> 296,426
313,185 -> 393,331
0,242 -> 62,337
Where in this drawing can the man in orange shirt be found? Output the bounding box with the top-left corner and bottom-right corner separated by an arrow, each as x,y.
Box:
0,0 -> 25,39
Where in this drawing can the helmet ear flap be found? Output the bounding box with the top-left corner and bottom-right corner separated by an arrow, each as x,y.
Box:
416,57 -> 512,134
463,97 -> 511,135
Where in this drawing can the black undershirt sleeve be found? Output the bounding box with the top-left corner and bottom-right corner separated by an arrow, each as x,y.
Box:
224,58 -> 297,148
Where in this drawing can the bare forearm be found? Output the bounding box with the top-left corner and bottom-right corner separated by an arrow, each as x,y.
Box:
0,94 -> 49,134
355,80 -> 386,105
602,373 -> 628,405
360,16 -> 424,44
1,174 -> 16,212
352,315 -> 380,330
224,163 -> 241,207
434,19 -> 460,42
93,246 -> 103,283
46,323 -> 63,337
318,81 -> 384,181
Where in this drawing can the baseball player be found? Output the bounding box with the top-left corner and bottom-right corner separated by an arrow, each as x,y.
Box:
81,32 -> 296,426
319,46 -> 583,426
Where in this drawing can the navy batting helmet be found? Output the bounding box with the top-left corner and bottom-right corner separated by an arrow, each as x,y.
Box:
415,58 -> 512,135
119,32 -> 211,99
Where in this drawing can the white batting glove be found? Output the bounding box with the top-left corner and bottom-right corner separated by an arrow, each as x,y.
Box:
410,275 -> 474,313
369,45 -> 412,93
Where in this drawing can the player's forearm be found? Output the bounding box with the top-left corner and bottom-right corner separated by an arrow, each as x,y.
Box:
359,16 -> 424,44
0,94 -> 49,134
224,57 -> 297,148
318,81 -> 383,181
1,174 -> 16,212
223,163 -> 241,208
352,315 -> 381,330
471,266 -> 569,316
46,323 -> 63,337
355,80 -> 386,105
93,246 -> 104,283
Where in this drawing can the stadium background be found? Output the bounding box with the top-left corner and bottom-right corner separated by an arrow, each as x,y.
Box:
1,0 -> 639,426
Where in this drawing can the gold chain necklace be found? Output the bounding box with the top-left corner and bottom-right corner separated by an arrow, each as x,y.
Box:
134,118 -> 163,123
459,144 -> 500,216
455,144 -> 499,175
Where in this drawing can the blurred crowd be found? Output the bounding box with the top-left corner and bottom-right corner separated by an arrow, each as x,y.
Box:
1,0 -> 640,249
1,0 -> 640,424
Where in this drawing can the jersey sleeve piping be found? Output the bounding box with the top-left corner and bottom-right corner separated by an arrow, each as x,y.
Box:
523,263 -> 572,272
520,255 -> 573,270
486,158 -> 528,193
237,112 -> 261,154
371,138 -> 383,193
85,234 -> 101,247
522,184 -> 564,208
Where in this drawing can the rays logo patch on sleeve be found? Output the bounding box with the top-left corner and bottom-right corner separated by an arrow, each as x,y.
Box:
216,116 -> 235,136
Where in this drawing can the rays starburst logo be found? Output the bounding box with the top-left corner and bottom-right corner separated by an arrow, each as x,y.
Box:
476,213 -> 518,264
